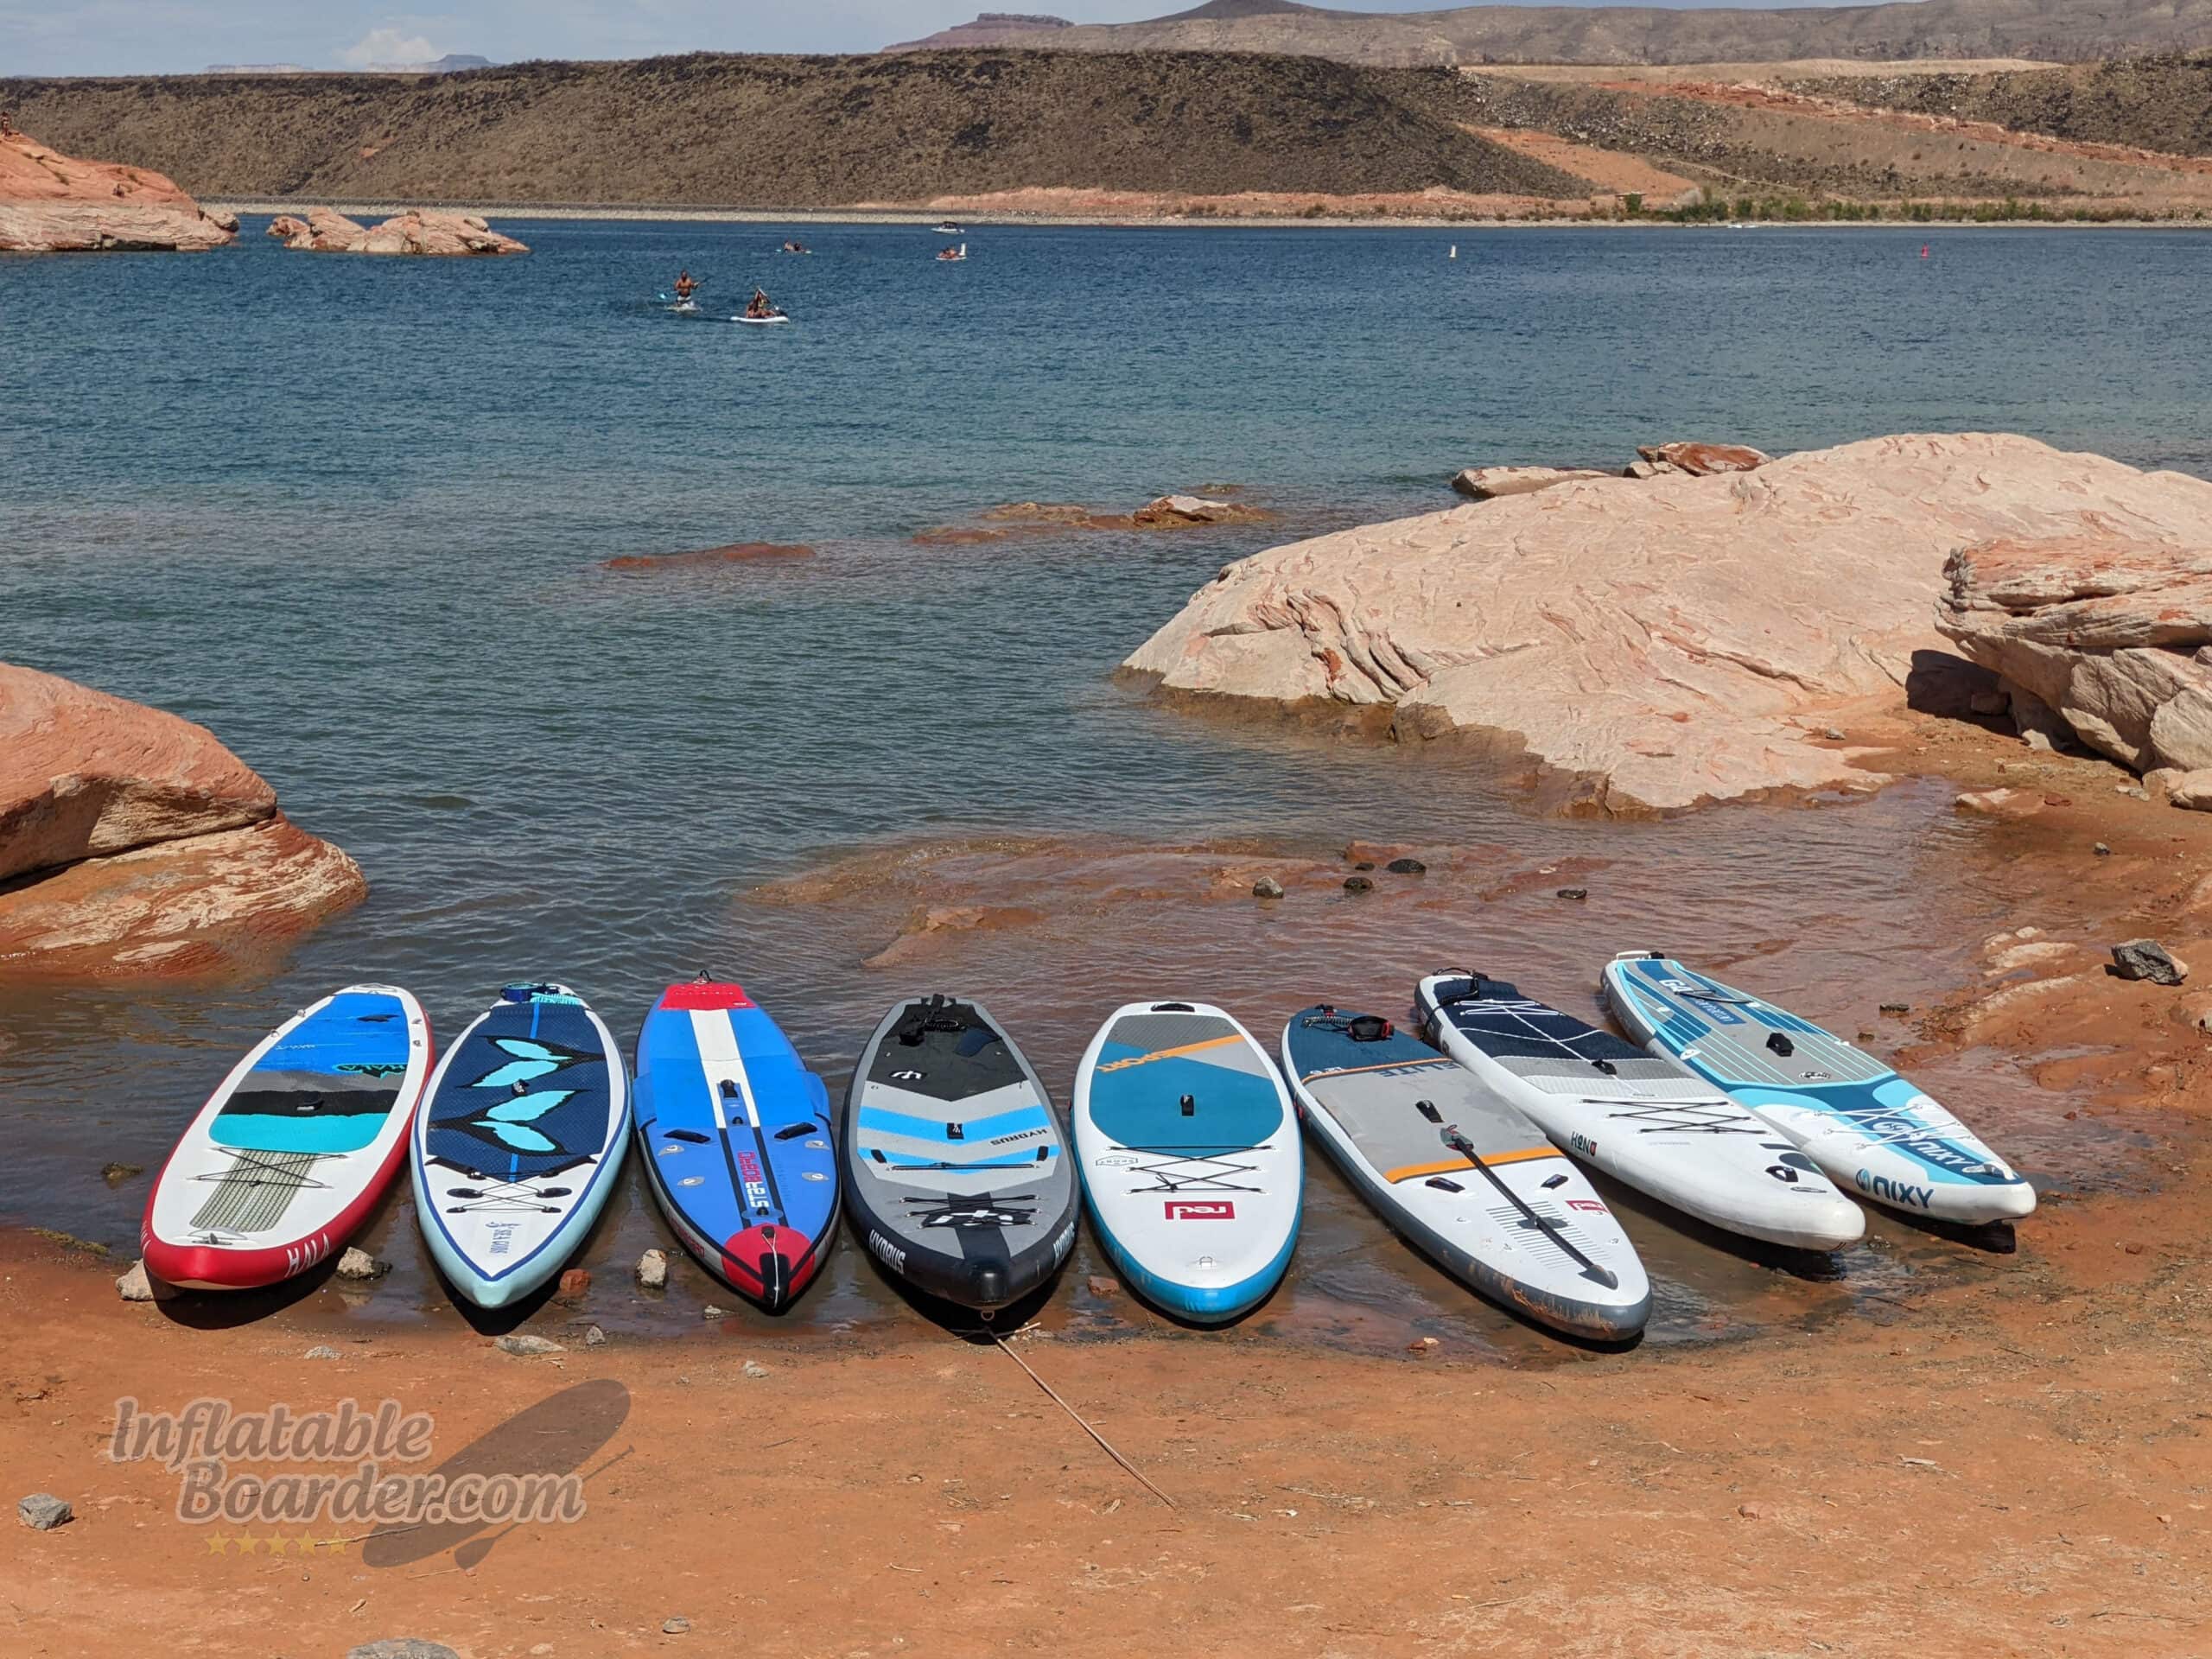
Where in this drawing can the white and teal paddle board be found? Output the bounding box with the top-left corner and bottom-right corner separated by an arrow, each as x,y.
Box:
1072,1001 -> 1300,1324
1602,954 -> 2035,1225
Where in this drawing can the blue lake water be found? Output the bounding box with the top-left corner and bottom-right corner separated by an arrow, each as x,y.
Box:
0,220 -> 2194,1350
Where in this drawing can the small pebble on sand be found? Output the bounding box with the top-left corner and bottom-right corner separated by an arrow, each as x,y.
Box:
115,1261 -> 154,1302
1344,875 -> 1374,894
1252,875 -> 1284,899
636,1249 -> 668,1289
305,1344 -> 341,1360
493,1334 -> 563,1357
1386,857 -> 1426,874
1555,887 -> 1587,901
663,1618 -> 691,1636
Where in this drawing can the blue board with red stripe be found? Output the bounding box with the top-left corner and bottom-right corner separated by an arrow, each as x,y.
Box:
634,981 -> 836,1311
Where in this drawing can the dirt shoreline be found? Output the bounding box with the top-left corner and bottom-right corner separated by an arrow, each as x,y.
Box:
7,703 -> 2212,1654
203,200 -> 2212,230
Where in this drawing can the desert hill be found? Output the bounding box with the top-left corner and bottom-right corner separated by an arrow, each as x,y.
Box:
0,51 -> 1586,207
889,0 -> 2212,68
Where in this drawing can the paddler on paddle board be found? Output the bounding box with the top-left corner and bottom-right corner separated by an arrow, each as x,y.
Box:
673,270 -> 699,301
745,287 -> 778,319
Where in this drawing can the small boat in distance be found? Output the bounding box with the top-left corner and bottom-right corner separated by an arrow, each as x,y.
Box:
937,242 -> 968,263
933,221 -> 963,235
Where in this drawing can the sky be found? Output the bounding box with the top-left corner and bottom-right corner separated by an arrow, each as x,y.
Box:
1,0 -> 1827,76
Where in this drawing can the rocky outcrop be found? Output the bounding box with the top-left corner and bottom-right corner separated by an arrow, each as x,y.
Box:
1123,433 -> 2212,816
914,492 -> 1271,544
1129,494 -> 1269,528
1638,442 -> 1770,476
0,117 -> 236,252
601,542 -> 816,573
1451,465 -> 1612,501
267,206 -> 527,255
1936,535 -> 2212,788
0,664 -> 364,977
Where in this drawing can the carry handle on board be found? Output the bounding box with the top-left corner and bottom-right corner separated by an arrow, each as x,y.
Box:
1440,1126 -> 1618,1290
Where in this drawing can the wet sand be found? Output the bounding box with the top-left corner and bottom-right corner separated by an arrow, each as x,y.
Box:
6,698 -> 2212,1654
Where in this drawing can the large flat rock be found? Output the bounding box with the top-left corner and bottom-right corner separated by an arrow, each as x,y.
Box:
1123,432 -> 2212,814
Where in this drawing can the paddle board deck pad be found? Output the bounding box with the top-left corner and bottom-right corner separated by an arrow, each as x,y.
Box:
1416,974 -> 1866,1252
1603,954 -> 2036,1224
1282,1006 -> 1648,1339
635,981 -> 836,1311
142,987 -> 431,1289
842,995 -> 1077,1313
1072,1001 -> 1300,1324
411,983 -> 630,1309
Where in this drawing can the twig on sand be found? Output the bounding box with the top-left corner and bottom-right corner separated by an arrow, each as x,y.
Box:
988,1326 -> 1176,1510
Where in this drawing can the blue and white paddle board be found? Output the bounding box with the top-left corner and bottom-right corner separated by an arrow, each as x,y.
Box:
1602,953 -> 2035,1225
411,982 -> 630,1309
1072,1001 -> 1300,1324
635,980 -> 836,1311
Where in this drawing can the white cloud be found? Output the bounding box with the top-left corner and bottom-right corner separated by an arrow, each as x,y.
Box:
340,26 -> 441,67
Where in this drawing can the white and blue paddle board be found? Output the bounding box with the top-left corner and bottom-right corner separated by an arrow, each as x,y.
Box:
1282,1004 -> 1648,1340
1072,1001 -> 1300,1325
1602,954 -> 2036,1225
411,982 -> 631,1308
1417,973 -> 1866,1252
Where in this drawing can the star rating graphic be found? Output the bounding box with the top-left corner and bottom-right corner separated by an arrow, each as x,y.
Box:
203,1533 -> 352,1558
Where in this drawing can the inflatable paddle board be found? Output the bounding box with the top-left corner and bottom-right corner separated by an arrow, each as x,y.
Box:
843,995 -> 1077,1313
412,982 -> 630,1309
635,980 -> 836,1311
1416,973 -> 1865,1252
1281,1004 -> 1648,1339
734,314 -> 790,325
142,986 -> 431,1289
1072,1001 -> 1300,1324
1602,953 -> 2037,1224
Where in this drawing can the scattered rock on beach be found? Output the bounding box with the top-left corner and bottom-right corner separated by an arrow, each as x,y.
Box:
1954,787 -> 2044,820
637,1249 -> 668,1289
1344,874 -> 1374,893
741,1362 -> 769,1379
334,1246 -> 389,1281
1251,875 -> 1284,899
663,1617 -> 692,1635
583,1324 -> 607,1347
1087,1275 -> 1122,1298
17,1493 -> 72,1531
2164,770 -> 2212,811
304,1344 -> 341,1360
1556,887 -> 1588,901
556,1268 -> 591,1303
347,1643 -> 460,1659
115,1260 -> 153,1302
493,1334 -> 564,1357
1386,856 -> 1427,874
1450,465 -> 1610,501
2112,940 -> 2188,985
0,118 -> 235,252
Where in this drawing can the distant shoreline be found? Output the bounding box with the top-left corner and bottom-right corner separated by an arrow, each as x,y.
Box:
206,200 -> 2210,232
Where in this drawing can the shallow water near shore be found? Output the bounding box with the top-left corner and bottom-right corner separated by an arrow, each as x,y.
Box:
1,219 -> 2192,1352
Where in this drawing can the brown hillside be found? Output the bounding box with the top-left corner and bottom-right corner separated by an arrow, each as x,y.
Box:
0,52 -> 1588,207
896,0 -> 2212,69
1791,50 -> 2212,155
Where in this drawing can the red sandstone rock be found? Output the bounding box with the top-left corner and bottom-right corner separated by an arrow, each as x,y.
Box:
267,206 -> 526,256
0,663 -> 364,977
0,816 -> 366,980
0,120 -> 237,252
1936,535 -> 2212,778
601,543 -> 816,573
1450,465 -> 1611,501
1,664 -> 275,883
1639,442 -> 1772,476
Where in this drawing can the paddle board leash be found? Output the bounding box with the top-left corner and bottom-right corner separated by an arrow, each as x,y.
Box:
986,1325 -> 1176,1510
1440,1125 -> 1618,1290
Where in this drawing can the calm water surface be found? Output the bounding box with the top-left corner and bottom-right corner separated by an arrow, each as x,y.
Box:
1,222 -> 2194,1354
